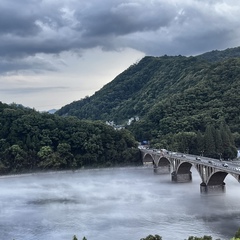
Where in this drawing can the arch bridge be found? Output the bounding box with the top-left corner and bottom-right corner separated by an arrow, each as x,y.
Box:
140,149 -> 240,193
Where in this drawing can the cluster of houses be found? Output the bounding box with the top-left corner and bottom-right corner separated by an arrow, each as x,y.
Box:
105,116 -> 140,130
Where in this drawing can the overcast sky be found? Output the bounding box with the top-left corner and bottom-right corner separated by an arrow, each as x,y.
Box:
1,0 -> 240,111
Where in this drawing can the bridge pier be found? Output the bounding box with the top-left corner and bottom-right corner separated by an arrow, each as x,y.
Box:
154,166 -> 170,174
200,182 -> 226,194
171,171 -> 192,183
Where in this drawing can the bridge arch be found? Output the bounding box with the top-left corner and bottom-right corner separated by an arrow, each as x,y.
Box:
142,153 -> 154,165
207,171 -> 228,186
157,156 -> 171,167
176,162 -> 192,174
171,160 -> 193,182
154,156 -> 171,174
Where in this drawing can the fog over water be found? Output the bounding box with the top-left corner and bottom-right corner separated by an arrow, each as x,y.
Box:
0,167 -> 240,240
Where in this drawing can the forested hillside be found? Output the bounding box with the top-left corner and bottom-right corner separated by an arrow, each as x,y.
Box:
0,102 -> 140,174
197,46 -> 240,62
56,47 -> 240,159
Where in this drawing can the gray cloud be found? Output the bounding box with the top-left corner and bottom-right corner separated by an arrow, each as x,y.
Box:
0,86 -> 68,94
77,1 -> 176,37
0,56 -> 58,75
0,0 -> 240,74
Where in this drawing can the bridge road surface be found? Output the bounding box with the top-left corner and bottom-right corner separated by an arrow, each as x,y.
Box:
142,148 -> 240,175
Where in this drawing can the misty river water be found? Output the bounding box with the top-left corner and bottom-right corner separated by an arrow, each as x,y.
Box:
0,166 -> 240,240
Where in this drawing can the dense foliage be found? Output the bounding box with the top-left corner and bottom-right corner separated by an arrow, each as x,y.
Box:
140,235 -> 162,240
197,46 -> 240,63
0,102 -> 141,174
56,47 -> 240,158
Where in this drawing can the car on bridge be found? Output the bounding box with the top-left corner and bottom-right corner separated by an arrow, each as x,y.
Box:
196,157 -> 201,161
222,163 -> 228,167
208,160 -> 213,164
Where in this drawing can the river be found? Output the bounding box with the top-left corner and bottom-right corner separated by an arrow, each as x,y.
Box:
0,166 -> 240,240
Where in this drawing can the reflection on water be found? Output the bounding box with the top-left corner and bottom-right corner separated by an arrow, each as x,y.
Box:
0,167 -> 240,240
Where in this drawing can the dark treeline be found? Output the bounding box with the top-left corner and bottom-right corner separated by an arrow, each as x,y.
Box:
0,102 -> 141,174
133,121 -> 237,160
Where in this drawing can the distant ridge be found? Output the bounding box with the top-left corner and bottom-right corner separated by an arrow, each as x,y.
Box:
55,46 -> 240,141
47,109 -> 57,114
197,46 -> 240,62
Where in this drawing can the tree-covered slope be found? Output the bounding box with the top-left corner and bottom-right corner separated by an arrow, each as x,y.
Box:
0,102 -> 140,174
197,46 -> 240,62
55,46 -> 240,159
56,55 -> 207,122
56,46 -> 240,136
144,57 -> 240,134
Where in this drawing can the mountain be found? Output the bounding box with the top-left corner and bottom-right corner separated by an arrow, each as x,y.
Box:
56,48 -> 240,160
56,55 -> 204,122
55,46 -> 240,152
47,109 -> 58,114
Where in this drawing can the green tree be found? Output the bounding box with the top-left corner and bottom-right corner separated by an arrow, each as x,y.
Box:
196,130 -> 204,155
220,122 -> 237,159
188,236 -> 212,240
204,125 -> 216,158
3,144 -> 28,172
0,160 -> 7,174
140,234 -> 162,240
37,146 -> 53,160
215,129 -> 223,156
233,132 -> 240,148
37,146 -> 56,169
234,227 -> 240,238
56,143 -> 76,168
